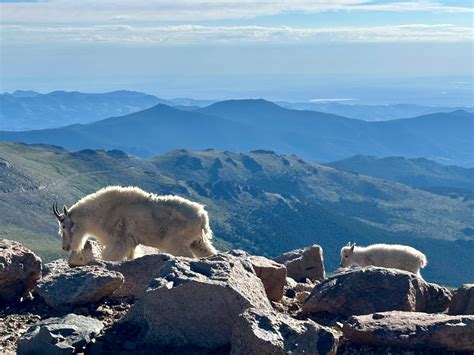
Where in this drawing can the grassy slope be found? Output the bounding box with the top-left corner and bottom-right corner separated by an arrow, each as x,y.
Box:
0,143 -> 472,285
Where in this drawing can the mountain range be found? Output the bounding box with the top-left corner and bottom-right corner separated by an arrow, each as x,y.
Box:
327,155 -> 474,200
0,142 -> 472,285
0,99 -> 472,166
279,101 -> 474,121
0,90 -> 167,130
2,90 -> 472,131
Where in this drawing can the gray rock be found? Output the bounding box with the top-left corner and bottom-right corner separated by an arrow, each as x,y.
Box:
249,255 -> 287,302
343,311 -> 474,352
0,238 -> 42,304
42,259 -> 69,277
274,244 -> 325,282
36,264 -> 124,309
45,253 -> 173,301
125,251 -> 272,349
231,308 -> 339,355
105,253 -> 173,299
17,313 -> 103,355
448,284 -> 474,315
303,267 -> 451,316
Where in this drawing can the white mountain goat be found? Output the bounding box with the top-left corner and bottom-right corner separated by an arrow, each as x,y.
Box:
53,186 -> 217,261
339,242 -> 427,276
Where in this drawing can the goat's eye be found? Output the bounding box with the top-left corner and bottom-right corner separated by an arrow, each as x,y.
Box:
345,255 -> 348,258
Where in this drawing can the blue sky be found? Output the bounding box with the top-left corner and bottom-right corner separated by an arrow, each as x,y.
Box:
0,0 -> 473,104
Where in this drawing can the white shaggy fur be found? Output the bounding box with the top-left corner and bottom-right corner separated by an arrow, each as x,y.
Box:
54,186 -> 217,261
340,243 -> 427,275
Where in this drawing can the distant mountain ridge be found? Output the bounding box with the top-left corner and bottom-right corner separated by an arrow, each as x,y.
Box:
328,155 -> 474,188
0,100 -> 472,166
0,90 -> 169,130
0,142 -> 472,285
2,89 -> 472,131
0,90 -> 220,131
327,155 -> 474,200
278,101 -> 474,121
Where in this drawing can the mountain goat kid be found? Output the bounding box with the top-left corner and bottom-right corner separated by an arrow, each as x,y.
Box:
340,242 -> 427,276
53,186 -> 217,261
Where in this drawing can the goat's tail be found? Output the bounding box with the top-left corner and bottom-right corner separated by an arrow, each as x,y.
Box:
190,213 -> 217,257
418,252 -> 428,269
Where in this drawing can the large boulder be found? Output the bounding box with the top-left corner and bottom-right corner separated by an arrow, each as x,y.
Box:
105,253 -> 173,299
303,267 -> 451,317
125,251 -> 272,350
274,244 -> 325,282
249,255 -> 287,302
448,284 -> 474,315
0,239 -> 42,304
230,308 -> 339,355
36,264 -> 124,309
343,311 -> 474,352
17,314 -> 103,355
66,239 -> 170,299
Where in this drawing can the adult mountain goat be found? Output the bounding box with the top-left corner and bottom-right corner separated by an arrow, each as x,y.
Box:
340,242 -> 427,276
53,186 -> 217,261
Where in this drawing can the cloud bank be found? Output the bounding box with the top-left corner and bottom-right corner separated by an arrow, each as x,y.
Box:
2,24 -> 472,44
1,0 -> 472,25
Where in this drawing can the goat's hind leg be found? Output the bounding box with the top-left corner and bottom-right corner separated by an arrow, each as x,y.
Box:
101,232 -> 137,261
169,244 -> 194,258
101,242 -> 131,261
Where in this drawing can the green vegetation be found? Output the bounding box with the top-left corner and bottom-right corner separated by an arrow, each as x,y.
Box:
0,143 -> 472,286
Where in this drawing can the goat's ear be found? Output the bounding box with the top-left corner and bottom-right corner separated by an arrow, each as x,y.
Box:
350,243 -> 355,251
63,205 -> 70,216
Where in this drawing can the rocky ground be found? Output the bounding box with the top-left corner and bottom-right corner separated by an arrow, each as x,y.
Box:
0,295 -> 131,354
1,238 -> 473,354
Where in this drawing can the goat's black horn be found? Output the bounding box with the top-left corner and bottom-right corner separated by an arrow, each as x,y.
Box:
53,202 -> 61,219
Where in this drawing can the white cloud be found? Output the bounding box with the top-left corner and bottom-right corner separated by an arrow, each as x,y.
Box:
2,23 -> 472,44
309,98 -> 357,103
0,0 -> 472,25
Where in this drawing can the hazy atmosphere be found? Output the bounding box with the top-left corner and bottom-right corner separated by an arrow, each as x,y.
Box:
1,0 -> 473,104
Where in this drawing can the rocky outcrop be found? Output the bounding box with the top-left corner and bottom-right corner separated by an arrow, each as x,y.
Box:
36,264 -> 124,309
448,284 -> 474,315
343,311 -> 474,352
125,251 -> 272,350
274,244 -> 325,282
249,255 -> 287,302
1,241 -> 467,355
231,308 -> 339,355
105,253 -> 173,299
66,240 -> 170,299
0,239 -> 42,304
17,314 -> 103,355
42,259 -> 69,276
303,267 -> 451,316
